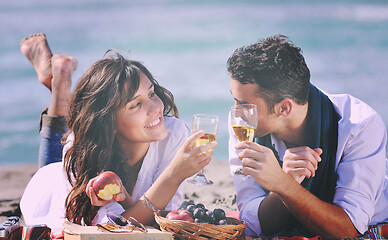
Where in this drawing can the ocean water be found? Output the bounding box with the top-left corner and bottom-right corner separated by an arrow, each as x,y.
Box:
0,0 -> 387,165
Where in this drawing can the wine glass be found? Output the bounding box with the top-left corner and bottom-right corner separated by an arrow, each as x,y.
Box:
187,114 -> 219,185
231,104 -> 258,176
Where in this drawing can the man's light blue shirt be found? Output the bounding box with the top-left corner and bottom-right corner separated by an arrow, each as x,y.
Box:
229,93 -> 388,236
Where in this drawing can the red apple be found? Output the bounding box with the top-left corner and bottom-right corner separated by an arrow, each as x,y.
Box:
166,209 -> 194,222
92,171 -> 122,201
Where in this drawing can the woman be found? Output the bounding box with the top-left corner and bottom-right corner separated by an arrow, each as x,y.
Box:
20,33 -> 216,229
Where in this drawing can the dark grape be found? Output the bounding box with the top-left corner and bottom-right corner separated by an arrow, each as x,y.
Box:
182,202 -> 228,226
219,219 -> 227,225
213,208 -> 226,221
205,210 -> 215,224
186,204 -> 196,214
193,208 -> 205,220
196,203 -> 205,209
179,201 -> 190,210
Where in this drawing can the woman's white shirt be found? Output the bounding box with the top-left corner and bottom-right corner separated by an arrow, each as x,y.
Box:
20,116 -> 188,229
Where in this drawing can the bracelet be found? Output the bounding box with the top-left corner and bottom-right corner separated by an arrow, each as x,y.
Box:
141,195 -> 161,212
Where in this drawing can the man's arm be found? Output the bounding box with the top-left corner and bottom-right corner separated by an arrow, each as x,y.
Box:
258,189 -> 358,239
258,146 -> 324,236
276,174 -> 358,239
258,192 -> 292,236
237,142 -> 359,239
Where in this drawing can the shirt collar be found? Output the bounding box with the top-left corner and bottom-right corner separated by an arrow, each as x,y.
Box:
270,133 -> 287,161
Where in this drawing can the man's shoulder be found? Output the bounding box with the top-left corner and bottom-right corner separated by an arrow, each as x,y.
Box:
327,93 -> 380,124
327,93 -> 386,141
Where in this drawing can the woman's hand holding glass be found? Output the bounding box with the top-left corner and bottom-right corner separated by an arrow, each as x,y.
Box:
231,104 -> 258,176
169,130 -> 217,184
187,114 -> 219,185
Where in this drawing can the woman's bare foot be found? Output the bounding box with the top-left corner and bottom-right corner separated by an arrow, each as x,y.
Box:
20,33 -> 53,90
48,54 -> 78,117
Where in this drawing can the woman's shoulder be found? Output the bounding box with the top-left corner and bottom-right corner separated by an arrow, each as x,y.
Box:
25,162 -> 70,190
34,162 -> 65,179
163,116 -> 188,139
20,162 -> 71,228
164,116 -> 187,131
154,117 -> 188,151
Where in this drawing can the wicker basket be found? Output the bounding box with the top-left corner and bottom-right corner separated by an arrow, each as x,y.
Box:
154,210 -> 246,240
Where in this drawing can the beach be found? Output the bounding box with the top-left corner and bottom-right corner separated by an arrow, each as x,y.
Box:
1,2 -> 388,239
0,159 -> 237,226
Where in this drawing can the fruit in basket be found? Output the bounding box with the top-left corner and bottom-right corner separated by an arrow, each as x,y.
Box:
205,210 -> 215,224
156,203 -> 246,240
193,207 -> 206,221
219,219 -> 227,225
166,209 -> 194,222
179,200 -> 194,210
196,203 -> 205,209
213,208 -> 226,221
92,171 -> 122,200
179,200 -> 228,225
185,204 -> 196,214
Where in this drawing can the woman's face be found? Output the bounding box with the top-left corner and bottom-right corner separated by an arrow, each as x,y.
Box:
115,72 -> 167,146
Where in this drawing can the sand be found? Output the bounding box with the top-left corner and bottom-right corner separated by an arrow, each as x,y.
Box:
0,159 -> 237,226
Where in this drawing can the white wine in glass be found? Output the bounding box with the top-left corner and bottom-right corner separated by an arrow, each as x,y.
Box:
232,125 -> 255,142
231,104 -> 258,176
188,114 -> 219,185
195,133 -> 217,147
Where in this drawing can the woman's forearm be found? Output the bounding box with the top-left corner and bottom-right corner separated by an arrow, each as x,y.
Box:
121,165 -> 183,225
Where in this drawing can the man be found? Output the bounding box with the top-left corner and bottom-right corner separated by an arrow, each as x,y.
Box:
227,34 -> 388,239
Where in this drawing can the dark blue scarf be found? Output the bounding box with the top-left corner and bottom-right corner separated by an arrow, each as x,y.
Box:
256,84 -> 339,236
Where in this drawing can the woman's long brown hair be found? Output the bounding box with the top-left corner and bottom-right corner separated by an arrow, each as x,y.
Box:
63,50 -> 178,225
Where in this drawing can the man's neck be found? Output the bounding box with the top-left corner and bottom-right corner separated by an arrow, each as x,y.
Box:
276,102 -> 309,147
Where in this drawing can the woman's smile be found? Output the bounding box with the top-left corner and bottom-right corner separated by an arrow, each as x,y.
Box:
145,116 -> 162,128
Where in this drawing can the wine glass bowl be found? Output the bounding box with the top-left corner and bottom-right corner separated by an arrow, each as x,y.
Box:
188,114 -> 219,185
231,104 -> 258,175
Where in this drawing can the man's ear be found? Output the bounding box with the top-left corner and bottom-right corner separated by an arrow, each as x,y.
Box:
276,98 -> 292,117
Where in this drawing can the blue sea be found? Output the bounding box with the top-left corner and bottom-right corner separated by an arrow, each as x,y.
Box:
0,0 -> 387,166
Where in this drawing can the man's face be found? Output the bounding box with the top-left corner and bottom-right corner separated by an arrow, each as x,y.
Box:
230,78 -> 279,138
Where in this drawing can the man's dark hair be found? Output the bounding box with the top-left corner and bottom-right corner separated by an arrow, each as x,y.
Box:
227,34 -> 310,112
